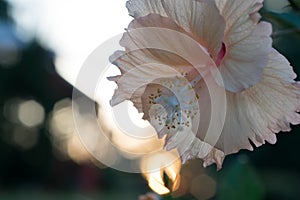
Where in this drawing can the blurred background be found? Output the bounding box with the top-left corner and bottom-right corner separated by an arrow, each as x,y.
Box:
0,0 -> 300,199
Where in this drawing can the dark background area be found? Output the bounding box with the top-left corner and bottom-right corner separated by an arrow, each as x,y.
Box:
0,0 -> 300,199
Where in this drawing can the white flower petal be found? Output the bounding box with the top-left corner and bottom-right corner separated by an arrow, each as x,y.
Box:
109,14 -> 214,109
216,49 -> 300,155
215,0 -> 273,92
148,104 -> 225,170
126,0 -> 225,59
126,0 -> 167,18
215,0 -> 264,33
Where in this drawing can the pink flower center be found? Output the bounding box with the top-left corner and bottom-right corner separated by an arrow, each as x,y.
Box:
215,43 -> 226,66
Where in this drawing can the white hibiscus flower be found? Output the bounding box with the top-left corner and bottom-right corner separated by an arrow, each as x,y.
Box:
109,0 -> 300,169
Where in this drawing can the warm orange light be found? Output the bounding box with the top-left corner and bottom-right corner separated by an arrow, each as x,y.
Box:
141,150 -> 181,195
148,171 -> 171,195
49,98 -> 117,166
67,134 -> 91,164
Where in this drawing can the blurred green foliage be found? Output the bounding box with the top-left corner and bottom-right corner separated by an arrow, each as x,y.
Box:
288,0 -> 300,10
265,11 -> 300,29
217,157 -> 264,200
263,0 -> 300,37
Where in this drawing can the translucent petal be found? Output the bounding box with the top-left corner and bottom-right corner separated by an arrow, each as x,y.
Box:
109,14 -> 214,110
216,49 -> 300,155
215,0 -> 272,92
126,0 -> 225,59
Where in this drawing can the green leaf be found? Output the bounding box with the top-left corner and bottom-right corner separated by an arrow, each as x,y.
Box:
161,194 -> 178,200
217,156 -> 265,200
288,0 -> 300,11
263,10 -> 300,29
